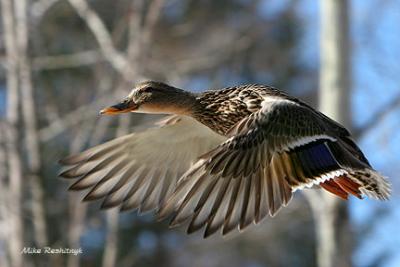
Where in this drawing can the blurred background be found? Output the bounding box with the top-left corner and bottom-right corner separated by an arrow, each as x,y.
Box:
0,0 -> 399,266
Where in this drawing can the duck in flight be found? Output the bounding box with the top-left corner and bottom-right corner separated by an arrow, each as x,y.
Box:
59,81 -> 391,238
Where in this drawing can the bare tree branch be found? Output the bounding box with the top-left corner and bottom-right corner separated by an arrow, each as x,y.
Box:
32,50 -> 104,70
354,92 -> 400,139
67,0 -> 135,80
38,89 -> 126,142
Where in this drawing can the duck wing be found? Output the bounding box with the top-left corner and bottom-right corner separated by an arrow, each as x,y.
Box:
158,98 -> 391,237
59,115 -> 226,213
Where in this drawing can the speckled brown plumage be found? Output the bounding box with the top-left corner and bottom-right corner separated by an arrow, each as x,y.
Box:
192,84 -> 295,136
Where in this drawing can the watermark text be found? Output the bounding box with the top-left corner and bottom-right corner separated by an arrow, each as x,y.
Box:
21,247 -> 82,256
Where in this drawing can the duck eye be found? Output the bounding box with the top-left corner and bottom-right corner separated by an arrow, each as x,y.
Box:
142,87 -> 153,93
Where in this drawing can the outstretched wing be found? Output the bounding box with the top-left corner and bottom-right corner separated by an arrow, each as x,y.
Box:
59,115 -> 226,213
158,100 -> 390,237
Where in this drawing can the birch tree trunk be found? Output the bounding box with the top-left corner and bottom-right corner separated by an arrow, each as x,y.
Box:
1,0 -> 24,266
14,0 -> 49,248
307,1 -> 352,267
319,0 -> 351,126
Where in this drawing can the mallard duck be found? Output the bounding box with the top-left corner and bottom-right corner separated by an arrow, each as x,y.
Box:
59,81 -> 391,237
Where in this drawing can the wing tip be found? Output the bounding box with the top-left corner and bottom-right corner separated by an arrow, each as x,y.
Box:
203,224 -> 220,238
119,203 -> 139,213
82,191 -> 103,202
100,200 -> 121,210
156,204 -> 173,222
59,169 -> 78,179
222,225 -> 235,236
68,180 -> 90,191
138,205 -> 156,215
58,155 -> 81,166
186,219 -> 203,235
344,169 -> 391,201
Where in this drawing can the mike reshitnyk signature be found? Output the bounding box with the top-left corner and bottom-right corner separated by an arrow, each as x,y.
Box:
21,247 -> 82,256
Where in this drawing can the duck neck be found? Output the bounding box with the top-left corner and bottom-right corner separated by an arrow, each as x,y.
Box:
140,87 -> 200,115
168,90 -> 200,115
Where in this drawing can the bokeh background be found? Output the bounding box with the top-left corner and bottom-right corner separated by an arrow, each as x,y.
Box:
0,0 -> 399,267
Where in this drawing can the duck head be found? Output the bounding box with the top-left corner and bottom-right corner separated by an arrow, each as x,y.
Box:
100,81 -> 197,115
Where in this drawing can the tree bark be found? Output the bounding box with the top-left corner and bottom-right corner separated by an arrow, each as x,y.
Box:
308,1 -> 352,267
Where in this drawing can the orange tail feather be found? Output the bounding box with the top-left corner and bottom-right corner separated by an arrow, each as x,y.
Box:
320,179 -> 349,200
334,176 -> 362,199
